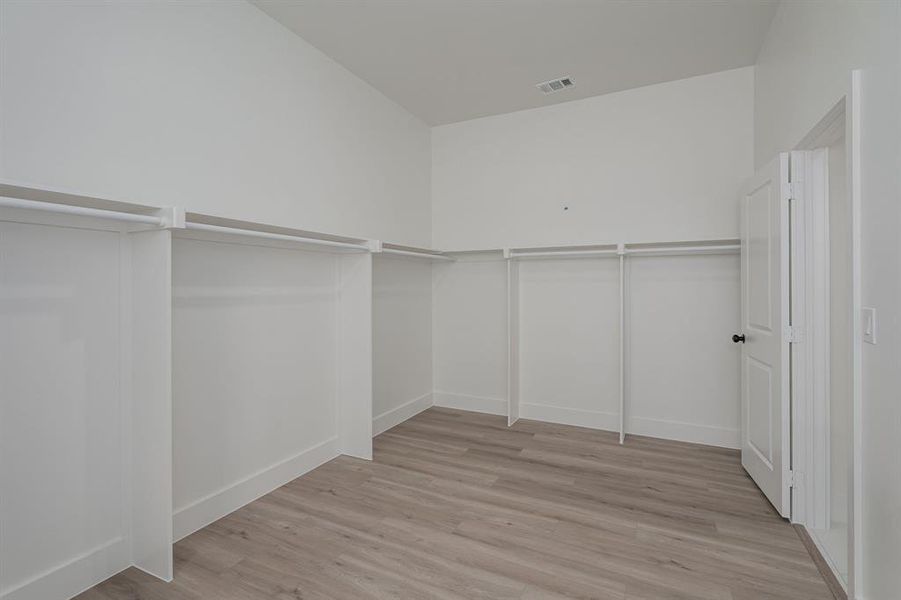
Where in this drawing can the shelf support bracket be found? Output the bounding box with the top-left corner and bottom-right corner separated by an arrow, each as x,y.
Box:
158,207 -> 185,229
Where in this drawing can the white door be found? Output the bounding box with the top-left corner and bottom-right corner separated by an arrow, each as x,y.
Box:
738,153 -> 792,518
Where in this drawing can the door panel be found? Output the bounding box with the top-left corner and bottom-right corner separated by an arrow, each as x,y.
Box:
747,187 -> 773,331
740,153 -> 791,518
746,357 -> 773,466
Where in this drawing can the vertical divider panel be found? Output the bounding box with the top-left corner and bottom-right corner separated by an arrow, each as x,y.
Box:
128,229 -> 173,581
618,244 -> 626,444
506,254 -> 520,426
337,252 -> 374,459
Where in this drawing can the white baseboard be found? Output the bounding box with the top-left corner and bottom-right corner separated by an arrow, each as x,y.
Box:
372,393 -> 433,436
173,436 -> 340,541
1,537 -> 129,600
432,391 -> 507,415
627,416 -> 739,449
520,403 -> 620,432
805,524 -> 850,597
436,397 -> 738,450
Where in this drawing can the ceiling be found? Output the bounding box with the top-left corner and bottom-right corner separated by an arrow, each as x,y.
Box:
252,0 -> 778,126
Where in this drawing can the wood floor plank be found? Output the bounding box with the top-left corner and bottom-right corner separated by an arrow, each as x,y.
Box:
78,408 -> 834,600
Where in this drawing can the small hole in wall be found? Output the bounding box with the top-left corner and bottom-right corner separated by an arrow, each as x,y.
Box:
563,206 -> 569,211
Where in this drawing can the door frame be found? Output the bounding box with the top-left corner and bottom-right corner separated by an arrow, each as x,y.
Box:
789,73 -> 862,597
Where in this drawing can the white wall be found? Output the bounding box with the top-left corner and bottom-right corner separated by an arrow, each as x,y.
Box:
627,254 -> 740,447
432,252 -> 742,448
372,255 -> 433,435
518,258 -> 621,430
431,68 -> 749,449
432,254 -> 509,415
171,235 -> 341,540
0,0 -> 431,247
755,2 -> 901,597
431,67 -> 753,251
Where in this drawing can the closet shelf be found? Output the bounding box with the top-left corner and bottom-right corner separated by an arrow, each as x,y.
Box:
0,180 -> 167,225
625,239 -> 740,256
0,181 -> 456,257
505,239 -> 739,260
0,182 -> 741,260
380,243 -> 455,261
508,248 -> 619,260
183,220 -> 370,252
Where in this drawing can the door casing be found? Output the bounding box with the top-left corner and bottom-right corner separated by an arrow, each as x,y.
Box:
788,75 -> 862,597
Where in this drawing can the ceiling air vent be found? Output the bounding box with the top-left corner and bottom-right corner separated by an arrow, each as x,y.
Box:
536,76 -> 574,95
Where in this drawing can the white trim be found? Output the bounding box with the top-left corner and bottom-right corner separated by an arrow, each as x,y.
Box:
0,537 -> 129,600
795,146 -> 832,530
807,525 -> 850,595
520,403 -> 620,433
372,393 -> 433,436
788,75 -> 863,597
848,69 -> 863,599
172,436 -> 340,541
627,416 -> 740,449
430,400 -> 740,449
432,391 -> 507,415
779,152 -> 794,518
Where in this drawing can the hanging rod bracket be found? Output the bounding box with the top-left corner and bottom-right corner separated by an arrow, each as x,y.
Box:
368,240 -> 383,253
503,248 -> 512,259
616,243 -> 626,256
159,206 -> 186,229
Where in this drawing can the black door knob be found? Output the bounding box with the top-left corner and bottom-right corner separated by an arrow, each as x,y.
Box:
732,334 -> 746,343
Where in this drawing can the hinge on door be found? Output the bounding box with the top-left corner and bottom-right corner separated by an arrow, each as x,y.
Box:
787,469 -> 802,489
784,325 -> 803,344
788,180 -> 802,203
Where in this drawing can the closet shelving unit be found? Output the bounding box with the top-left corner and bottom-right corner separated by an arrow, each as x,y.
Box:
444,248 -> 505,256
0,180 -> 176,226
503,239 -> 740,443
0,181 -> 178,592
181,212 -> 373,252
0,181 -> 439,599
168,210 -> 377,545
0,179 -> 743,600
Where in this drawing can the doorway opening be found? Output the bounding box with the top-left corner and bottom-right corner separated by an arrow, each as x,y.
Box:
789,86 -> 861,598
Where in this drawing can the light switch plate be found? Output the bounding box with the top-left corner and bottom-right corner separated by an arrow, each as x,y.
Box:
862,307 -> 877,344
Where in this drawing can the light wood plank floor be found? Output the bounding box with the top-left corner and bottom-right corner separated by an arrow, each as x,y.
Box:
79,407 -> 834,600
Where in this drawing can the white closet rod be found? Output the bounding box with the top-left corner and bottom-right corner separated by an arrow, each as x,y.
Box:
626,244 -> 740,256
510,249 -> 619,259
184,222 -> 370,251
509,245 -> 739,260
0,196 -> 163,225
381,248 -> 455,261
